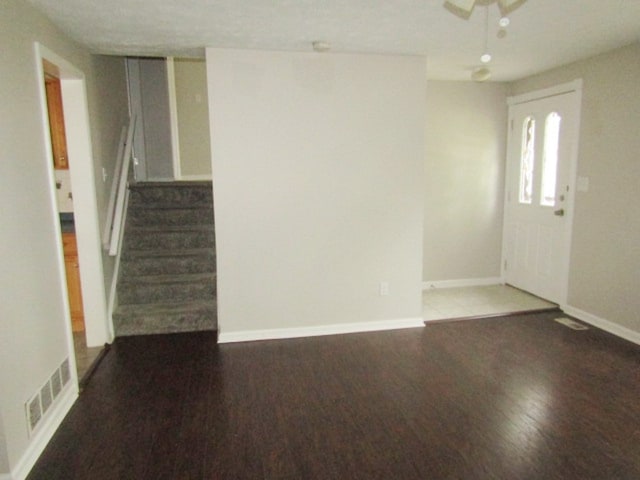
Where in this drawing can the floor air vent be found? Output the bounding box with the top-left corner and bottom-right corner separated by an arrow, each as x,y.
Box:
554,317 -> 589,331
25,357 -> 72,435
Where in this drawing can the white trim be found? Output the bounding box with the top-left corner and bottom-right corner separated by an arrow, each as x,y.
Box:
561,305 -> 640,346
102,125 -> 127,249
34,45 -> 81,389
10,385 -> 77,480
107,117 -> 135,257
36,44 -> 111,348
507,79 -> 583,106
218,317 -> 425,343
166,57 -> 182,180
422,277 -> 503,290
179,174 -> 213,181
106,188 -> 129,342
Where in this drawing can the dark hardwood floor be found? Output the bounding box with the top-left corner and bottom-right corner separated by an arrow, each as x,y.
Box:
28,311 -> 640,479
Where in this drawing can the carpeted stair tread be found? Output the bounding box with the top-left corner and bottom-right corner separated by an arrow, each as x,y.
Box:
131,181 -> 212,187
115,300 -> 216,316
126,224 -> 214,232
113,301 -> 217,336
119,272 -> 216,285
128,204 -> 214,211
122,247 -> 215,259
119,249 -> 215,277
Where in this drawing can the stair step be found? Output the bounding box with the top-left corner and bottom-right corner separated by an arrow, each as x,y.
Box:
113,300 -> 217,336
124,228 -> 214,250
120,249 -> 215,276
128,182 -> 213,208
120,272 -> 216,284
118,273 -> 216,305
127,224 -> 214,232
128,206 -> 214,227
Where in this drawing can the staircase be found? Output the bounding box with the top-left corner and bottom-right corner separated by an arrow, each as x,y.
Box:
113,182 -> 217,336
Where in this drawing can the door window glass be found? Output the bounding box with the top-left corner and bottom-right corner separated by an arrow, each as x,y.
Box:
540,112 -> 562,207
519,116 -> 535,204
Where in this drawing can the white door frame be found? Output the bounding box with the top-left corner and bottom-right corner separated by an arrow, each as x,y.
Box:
501,79 -> 583,306
35,43 -> 112,356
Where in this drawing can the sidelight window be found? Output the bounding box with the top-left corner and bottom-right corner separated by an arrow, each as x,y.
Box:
518,116 -> 535,204
540,112 -> 562,207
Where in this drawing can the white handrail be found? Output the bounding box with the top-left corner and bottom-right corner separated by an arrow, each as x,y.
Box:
108,115 -> 137,256
102,125 -> 127,249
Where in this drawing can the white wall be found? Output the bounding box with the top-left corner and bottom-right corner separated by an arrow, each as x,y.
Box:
0,0 -> 128,474
206,48 -> 426,336
424,81 -> 507,284
174,58 -> 212,179
0,414 -> 8,475
510,42 -> 640,336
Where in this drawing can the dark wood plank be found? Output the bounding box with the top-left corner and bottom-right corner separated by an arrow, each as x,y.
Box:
27,312 -> 640,479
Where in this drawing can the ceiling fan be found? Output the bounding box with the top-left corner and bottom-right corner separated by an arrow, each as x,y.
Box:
444,0 -> 527,19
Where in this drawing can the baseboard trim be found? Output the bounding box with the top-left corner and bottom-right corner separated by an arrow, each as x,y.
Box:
561,305 -> 640,346
10,384 -> 77,480
218,317 -> 425,343
423,277 -> 503,290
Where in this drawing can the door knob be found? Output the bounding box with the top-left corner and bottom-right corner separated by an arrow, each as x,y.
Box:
554,209 -> 565,217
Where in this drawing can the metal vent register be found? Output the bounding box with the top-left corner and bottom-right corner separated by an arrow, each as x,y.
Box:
554,317 -> 590,331
25,358 -> 72,435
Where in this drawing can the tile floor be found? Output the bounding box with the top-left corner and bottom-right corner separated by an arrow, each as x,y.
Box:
423,284 -> 556,321
73,332 -> 103,380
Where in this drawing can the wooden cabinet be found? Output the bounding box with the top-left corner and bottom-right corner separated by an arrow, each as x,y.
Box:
62,233 -> 85,332
45,74 -> 69,169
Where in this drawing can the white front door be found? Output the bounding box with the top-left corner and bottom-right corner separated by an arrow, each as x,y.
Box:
502,86 -> 581,304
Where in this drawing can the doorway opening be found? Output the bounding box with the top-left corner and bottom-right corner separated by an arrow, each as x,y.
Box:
36,43 -> 112,386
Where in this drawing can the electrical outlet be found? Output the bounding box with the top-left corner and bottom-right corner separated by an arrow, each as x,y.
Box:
379,281 -> 389,296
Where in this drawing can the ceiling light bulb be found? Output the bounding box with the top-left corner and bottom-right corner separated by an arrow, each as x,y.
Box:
499,16 -> 510,27
480,53 -> 492,64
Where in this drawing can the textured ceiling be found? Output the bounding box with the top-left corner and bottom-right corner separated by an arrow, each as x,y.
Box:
27,0 -> 640,81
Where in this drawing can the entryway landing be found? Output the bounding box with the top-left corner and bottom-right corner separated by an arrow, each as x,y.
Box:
423,284 -> 556,322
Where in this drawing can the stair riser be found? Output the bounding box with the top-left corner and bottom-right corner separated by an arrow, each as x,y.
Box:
119,281 -> 216,305
120,256 -> 216,277
114,310 -> 217,336
128,207 -> 214,227
128,186 -> 213,208
124,230 -> 215,250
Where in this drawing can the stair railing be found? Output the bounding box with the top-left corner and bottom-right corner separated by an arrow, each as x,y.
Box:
103,115 -> 137,256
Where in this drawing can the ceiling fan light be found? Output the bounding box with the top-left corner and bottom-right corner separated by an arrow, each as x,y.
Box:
497,0 -> 527,16
443,0 -> 475,19
471,67 -> 492,82
444,0 -> 476,13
